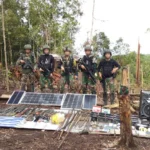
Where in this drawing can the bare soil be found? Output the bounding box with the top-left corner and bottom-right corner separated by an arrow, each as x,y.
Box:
0,128 -> 150,150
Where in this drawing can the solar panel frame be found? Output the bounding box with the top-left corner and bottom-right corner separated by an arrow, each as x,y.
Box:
19,92 -> 64,106
61,93 -> 84,110
7,91 -> 25,105
82,94 -> 97,110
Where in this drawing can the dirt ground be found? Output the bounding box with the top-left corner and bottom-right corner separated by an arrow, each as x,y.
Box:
0,128 -> 150,150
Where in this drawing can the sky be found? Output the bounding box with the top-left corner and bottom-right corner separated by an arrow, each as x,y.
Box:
75,0 -> 150,54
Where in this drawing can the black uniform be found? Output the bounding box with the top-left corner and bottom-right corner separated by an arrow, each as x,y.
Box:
98,59 -> 120,78
38,54 -> 55,91
98,58 -> 120,104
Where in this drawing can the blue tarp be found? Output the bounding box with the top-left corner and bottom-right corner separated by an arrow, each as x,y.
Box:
0,116 -> 24,128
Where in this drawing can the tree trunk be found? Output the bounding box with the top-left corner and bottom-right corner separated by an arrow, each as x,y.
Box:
2,0 -> 9,92
45,28 -> 48,44
8,37 -> 13,65
118,67 -> 135,147
0,46 -> 2,64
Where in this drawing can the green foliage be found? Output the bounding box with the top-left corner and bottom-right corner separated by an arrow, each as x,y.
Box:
113,52 -> 150,88
0,0 -> 82,65
113,37 -> 130,55
92,32 -> 110,55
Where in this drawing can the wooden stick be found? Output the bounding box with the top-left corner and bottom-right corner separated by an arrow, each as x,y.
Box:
58,112 -> 79,149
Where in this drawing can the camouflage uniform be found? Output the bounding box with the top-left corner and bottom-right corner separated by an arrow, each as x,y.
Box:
38,45 -> 55,92
16,44 -> 36,92
98,50 -> 120,105
101,77 -> 115,104
58,47 -> 78,93
79,45 -> 97,94
39,73 -> 53,92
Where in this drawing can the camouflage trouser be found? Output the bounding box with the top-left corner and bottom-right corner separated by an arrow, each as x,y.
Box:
40,73 -> 53,92
101,77 -> 115,105
21,73 -> 35,92
60,73 -> 76,93
82,73 -> 96,94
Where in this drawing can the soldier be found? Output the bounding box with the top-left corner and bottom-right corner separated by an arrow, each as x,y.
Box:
16,44 -> 36,92
79,45 -> 97,94
38,45 -> 55,92
58,47 -> 78,93
98,50 -> 120,105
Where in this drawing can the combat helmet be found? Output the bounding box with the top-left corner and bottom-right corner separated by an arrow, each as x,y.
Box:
84,45 -> 92,51
24,44 -> 32,50
63,46 -> 72,52
103,50 -> 112,57
43,45 -> 50,51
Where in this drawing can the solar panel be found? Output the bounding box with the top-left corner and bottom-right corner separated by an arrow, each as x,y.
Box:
7,91 -> 24,104
20,93 -> 64,106
61,93 -> 84,109
83,94 -> 97,110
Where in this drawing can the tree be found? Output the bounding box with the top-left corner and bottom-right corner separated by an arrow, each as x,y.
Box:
113,38 -> 130,65
0,0 -> 82,66
92,32 -> 110,55
113,37 -> 130,55
28,0 -> 82,54
0,0 -> 29,64
118,68 -> 136,149
1,0 -> 9,92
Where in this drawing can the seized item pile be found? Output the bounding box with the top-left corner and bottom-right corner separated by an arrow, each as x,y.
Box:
1,91 -> 150,139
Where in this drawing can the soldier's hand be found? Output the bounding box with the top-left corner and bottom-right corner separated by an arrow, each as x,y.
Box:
99,72 -> 102,79
61,66 -> 65,71
39,68 -> 44,72
81,65 -> 86,70
74,76 -> 78,80
50,73 -> 53,77
20,60 -> 25,64
111,68 -> 117,74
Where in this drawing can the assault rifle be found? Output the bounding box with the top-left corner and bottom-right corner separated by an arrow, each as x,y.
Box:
20,53 -> 34,71
40,63 -> 51,77
63,66 -> 70,74
78,58 -> 96,84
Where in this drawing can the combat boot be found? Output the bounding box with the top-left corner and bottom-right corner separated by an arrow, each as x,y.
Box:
82,85 -> 87,94
110,93 -> 115,104
103,92 -> 108,105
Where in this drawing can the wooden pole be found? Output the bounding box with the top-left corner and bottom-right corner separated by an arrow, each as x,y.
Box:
136,40 -> 140,85
118,67 -> 135,148
1,0 -> 9,92
128,65 -> 130,91
90,0 -> 95,41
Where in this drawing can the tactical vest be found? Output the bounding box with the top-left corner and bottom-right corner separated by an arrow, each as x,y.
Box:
20,53 -> 35,74
101,59 -> 115,78
21,54 -> 34,68
82,55 -> 94,71
61,56 -> 75,73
